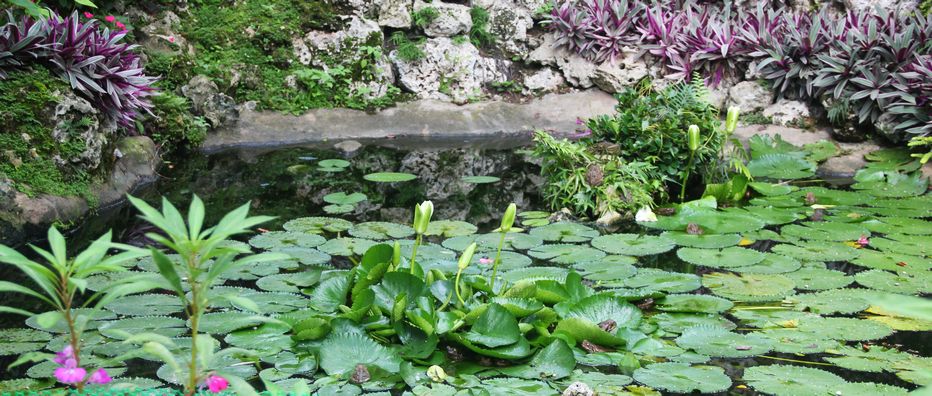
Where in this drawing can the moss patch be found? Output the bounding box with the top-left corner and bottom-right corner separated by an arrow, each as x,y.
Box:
0,68 -> 93,199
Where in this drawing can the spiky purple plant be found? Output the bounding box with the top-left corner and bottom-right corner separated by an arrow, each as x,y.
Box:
0,11 -> 157,130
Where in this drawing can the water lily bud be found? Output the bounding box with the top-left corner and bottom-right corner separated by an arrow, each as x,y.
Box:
687,125 -> 700,152
726,106 -> 740,133
500,203 -> 517,233
414,201 -> 434,234
458,243 -> 478,270
427,365 -> 447,382
634,207 -> 657,222
392,241 -> 401,266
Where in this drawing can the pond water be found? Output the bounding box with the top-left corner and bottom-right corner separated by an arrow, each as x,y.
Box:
1,137 -> 929,395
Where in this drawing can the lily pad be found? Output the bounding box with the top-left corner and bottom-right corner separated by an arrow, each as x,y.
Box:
499,339 -> 575,380
256,271 -> 322,293
749,182 -> 799,196
789,289 -> 870,314
756,328 -> 840,354
363,172 -> 417,183
852,172 -> 928,197
862,217 -> 932,235
0,328 -> 52,356
348,222 -> 415,240
283,217 -> 353,234
732,254 -> 801,274
591,234 -> 676,256
675,326 -> 772,357
651,313 -> 736,334
323,192 -> 367,205
529,222 -> 600,243
823,345 -> 914,373
625,269 -> 701,294
573,258 -> 637,281
743,364 -> 846,396
442,233 -> 544,252
318,238 -> 377,256
851,250 -> 931,272
502,267 -> 569,283
105,293 -> 184,316
855,269 -> 930,295
780,222 -> 870,242
274,247 -> 331,266
633,362 -> 731,394
748,153 -> 816,179
461,176 -> 500,184
563,294 -> 643,329
657,294 -> 734,314
771,242 -> 860,262
99,316 -> 187,340
425,220 -> 478,237
784,267 -> 853,290
676,247 -> 765,269
797,317 -> 894,341
193,311 -> 270,334
472,251 -> 532,271
702,272 -> 796,302
660,232 -> 741,248
528,244 -> 606,265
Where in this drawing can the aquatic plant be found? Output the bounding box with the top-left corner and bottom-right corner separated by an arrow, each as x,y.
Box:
488,203 -> 517,291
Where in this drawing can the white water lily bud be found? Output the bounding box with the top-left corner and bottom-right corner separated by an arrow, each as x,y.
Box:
458,242 -> 477,270
726,106 -> 740,133
427,365 -> 447,382
414,201 -> 433,234
634,207 -> 657,222
499,203 -> 516,233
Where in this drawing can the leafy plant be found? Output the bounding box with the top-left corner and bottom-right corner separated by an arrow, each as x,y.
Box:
469,6 -> 495,48
412,6 -> 440,29
391,32 -> 426,62
145,92 -> 208,153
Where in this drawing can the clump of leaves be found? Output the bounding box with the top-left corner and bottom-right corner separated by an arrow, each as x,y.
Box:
144,92 -> 208,153
413,7 -> 440,29
391,32 -> 426,62
469,6 -> 495,48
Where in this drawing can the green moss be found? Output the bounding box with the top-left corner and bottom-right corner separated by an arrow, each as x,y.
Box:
743,112 -> 773,125
921,0 -> 932,15
145,92 -> 208,153
0,68 -> 92,198
176,0 -> 400,115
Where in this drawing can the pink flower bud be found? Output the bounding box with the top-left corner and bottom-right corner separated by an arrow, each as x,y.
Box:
115,22 -> 125,29
857,235 -> 869,247
206,375 -> 229,393
54,366 -> 86,384
83,12 -> 93,18
105,15 -> 115,22
54,345 -> 75,365
479,257 -> 493,265
88,368 -> 112,384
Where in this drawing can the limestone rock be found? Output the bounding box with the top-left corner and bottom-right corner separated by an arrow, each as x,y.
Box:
390,37 -> 509,104
726,81 -> 773,113
843,0 -> 918,15
763,99 -> 810,126
706,84 -> 729,109
51,90 -> 116,172
294,16 -> 383,66
562,382 -> 594,396
592,50 -> 649,93
557,54 -> 597,88
378,0 -> 413,28
474,1 -> 534,55
181,75 -> 239,128
528,33 -> 566,67
415,1 -> 472,38
138,11 -> 188,55
523,68 -> 565,92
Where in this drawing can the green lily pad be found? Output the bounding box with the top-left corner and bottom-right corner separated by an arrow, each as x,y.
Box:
499,339 -> 575,380
562,370 -> 633,394
852,172 -> 928,197
563,294 -> 643,329
425,220 -> 478,237
804,140 -> 840,162
87,377 -> 163,391
657,294 -> 734,314
755,328 -> 840,354
675,326 -> 772,357
363,172 -> 417,182
749,182 -> 799,196
633,362 -> 731,394
834,382 -> 910,396
660,232 -> 741,248
771,242 -> 860,262
651,313 -> 736,334
442,233 -> 544,252
472,251 -> 532,271
851,250 -> 930,272
502,267 -> 569,283
273,247 -> 331,265
702,272 -> 796,302
863,217 -> 932,235
855,269 -> 930,295
105,293 -> 184,316
823,345 -> 914,373
789,288 -> 870,314
780,222 -> 870,242
528,244 -> 606,265
625,269 -> 701,294
318,238 -> 377,256
323,192 -> 367,205
733,254 -> 802,274
529,222 -> 600,243
224,322 -> 292,356
348,222 -> 415,240
256,270 -> 322,293
323,204 -> 354,214
743,364 -> 846,396
402,243 -> 459,265
0,328 -> 52,356
731,309 -> 818,329
797,317 -> 894,341
869,236 -> 930,257
676,247 -> 765,269
26,309 -> 115,333
0,378 -> 51,393
193,311 -> 270,334
318,159 -> 351,169
461,176 -> 500,184
231,291 -> 310,313
748,153 -> 816,179
736,206 -> 805,226
784,267 -> 853,290
591,234 -> 676,256
99,316 -> 187,340
283,217 -> 353,234
573,258 -> 637,281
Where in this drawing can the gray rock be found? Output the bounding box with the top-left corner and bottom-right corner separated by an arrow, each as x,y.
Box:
726,81 -> 773,113
592,50 -> 648,93
294,16 -> 383,66
706,84 -> 730,109
476,1 -> 534,55
378,0 -> 413,28
557,54 -> 597,88
523,68 -> 565,92
763,99 -> 810,126
181,75 -> 239,128
528,33 -> 565,66
843,0 -> 917,15
138,11 -> 189,55
390,37 -> 510,104
415,1 -> 472,38
50,90 -> 116,172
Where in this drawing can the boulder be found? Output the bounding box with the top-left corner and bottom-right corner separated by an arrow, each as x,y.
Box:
473,1 -> 534,55
414,1 -> 472,38
528,33 -> 565,66
763,99 -> 811,127
557,54 -> 597,89
523,68 -> 565,92
138,11 -> 189,55
726,81 -> 773,113
390,37 -> 510,104
181,75 -> 239,128
294,16 -> 383,66
378,0 -> 413,28
592,50 -> 649,93
843,0 -> 918,15
50,90 -> 116,172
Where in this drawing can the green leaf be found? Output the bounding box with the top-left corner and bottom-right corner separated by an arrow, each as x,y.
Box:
563,294 -> 642,329
676,247 -> 765,269
149,249 -> 185,297
461,176 -> 500,184
633,362 -> 731,394
657,294 -> 733,314
500,339 -> 575,380
743,365 -> 846,396
675,326 -> 772,357
323,192 -> 367,205
318,332 -> 402,376
748,153 -> 816,179
363,172 -> 417,182
464,303 -> 521,348
529,222 -> 599,243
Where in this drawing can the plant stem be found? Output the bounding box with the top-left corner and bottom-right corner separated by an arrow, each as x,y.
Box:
185,253 -> 200,396
679,151 -> 696,202
60,279 -> 83,392
488,232 -> 507,292
409,234 -> 422,275
454,269 -> 466,306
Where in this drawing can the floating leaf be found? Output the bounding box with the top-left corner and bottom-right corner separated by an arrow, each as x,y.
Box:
273,247 -> 331,266
193,311 -> 269,334
852,172 -> 928,198
256,270 -> 322,293
224,322 -> 292,357
105,294 -> 184,316
732,254 -> 801,274
502,267 -> 569,283
363,172 -> 417,182
851,250 -> 930,272
675,326 -> 772,357
99,316 -> 187,340
323,192 -> 367,205
702,272 -> 796,302
317,159 -> 351,170
771,242 -> 860,262
784,267 -> 853,290
529,222 -> 600,243
676,247 -> 765,269
661,232 -> 741,249
464,303 -> 521,348
633,363 -> 731,394
798,317 -> 894,341
562,370 -> 633,394
748,153 -> 816,179
749,182 -> 799,196
592,234 -> 676,256
625,269 -> 701,294
573,258 -> 637,281
323,204 -> 354,214
528,244 -> 606,265
318,238 -> 377,257
755,329 -> 840,354
862,217 -> 932,235
425,220 -> 478,238
283,217 -> 353,234
731,309 -> 818,329
499,339 -> 575,380
657,294 -> 733,314
0,328 -> 51,356
823,345 -> 914,373
743,364 -> 846,396
563,294 -> 643,329
789,289 -> 869,314
461,176 -> 500,184
855,269 -> 930,295
651,313 -> 736,334
348,222 -> 415,240
780,222 -> 870,242
442,233 -> 544,252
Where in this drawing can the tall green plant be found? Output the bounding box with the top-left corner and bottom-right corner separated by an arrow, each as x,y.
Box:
409,200 -> 433,274
0,227 -> 148,389
123,195 -> 289,396
489,203 -> 517,292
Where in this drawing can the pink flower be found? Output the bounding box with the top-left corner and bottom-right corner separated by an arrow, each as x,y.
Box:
54,365 -> 86,384
858,235 -> 869,247
87,369 -> 112,384
206,375 -> 229,393
54,345 -> 74,365
105,15 -> 115,22
576,117 -> 584,125
168,36 -> 176,43
570,129 -> 592,139
83,12 -> 93,18
479,257 -> 493,265
115,21 -> 125,29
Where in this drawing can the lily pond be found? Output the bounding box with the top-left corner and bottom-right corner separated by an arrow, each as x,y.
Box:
1,136 -> 930,396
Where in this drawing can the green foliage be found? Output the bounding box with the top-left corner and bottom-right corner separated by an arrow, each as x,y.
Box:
391,32 -> 426,62
742,112 -> 773,125
0,68 -> 93,198
469,6 -> 495,48
922,0 -> 932,15
412,6 -> 440,29
145,92 -> 208,153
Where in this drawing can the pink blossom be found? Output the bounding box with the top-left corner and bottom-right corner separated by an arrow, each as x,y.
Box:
168,36 -> 176,43
87,369 -> 112,384
54,345 -> 74,365
54,365 -> 86,384
569,129 -> 592,139
479,257 -> 493,265
115,21 -> 125,29
105,15 -> 115,22
858,235 -> 869,247
576,117 -> 584,125
206,375 -> 229,393
83,12 -> 93,18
